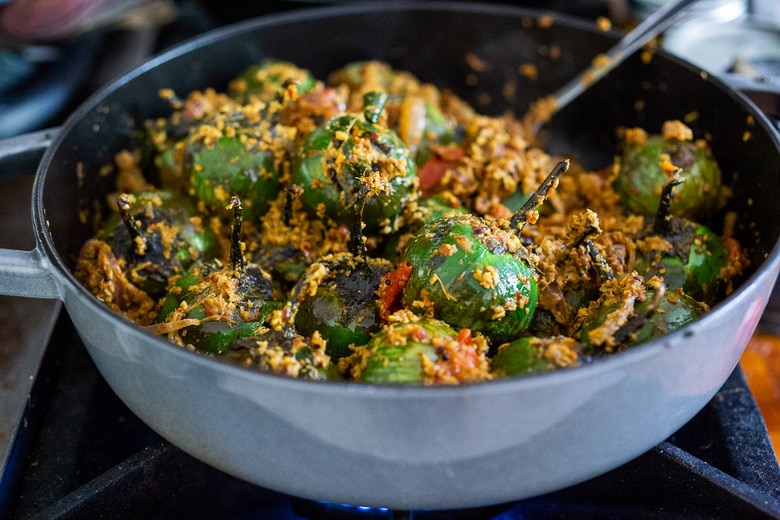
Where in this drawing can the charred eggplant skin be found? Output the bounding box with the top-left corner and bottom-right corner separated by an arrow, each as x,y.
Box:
224,330 -> 338,381
399,213 -> 537,346
293,255 -> 393,360
100,191 -> 220,298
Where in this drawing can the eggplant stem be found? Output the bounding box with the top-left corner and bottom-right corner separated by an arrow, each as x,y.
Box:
586,240 -> 614,282
510,159 -> 569,231
228,196 -> 246,273
117,194 -> 147,245
283,184 -> 303,227
652,170 -> 684,236
350,182 -> 370,262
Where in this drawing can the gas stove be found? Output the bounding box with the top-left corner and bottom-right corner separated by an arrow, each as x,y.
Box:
1,1 -> 780,518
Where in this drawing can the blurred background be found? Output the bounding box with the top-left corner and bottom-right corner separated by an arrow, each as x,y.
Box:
0,0 -> 778,138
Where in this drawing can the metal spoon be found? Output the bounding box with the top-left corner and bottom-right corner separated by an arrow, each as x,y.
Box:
527,0 -> 700,132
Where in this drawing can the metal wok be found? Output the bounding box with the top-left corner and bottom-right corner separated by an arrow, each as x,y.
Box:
1,2 -> 779,510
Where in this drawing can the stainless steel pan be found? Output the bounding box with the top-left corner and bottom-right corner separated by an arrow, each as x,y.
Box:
1,2 -> 779,510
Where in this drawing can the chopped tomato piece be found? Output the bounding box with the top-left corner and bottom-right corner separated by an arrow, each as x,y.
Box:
378,261 -> 413,320
418,146 -> 464,196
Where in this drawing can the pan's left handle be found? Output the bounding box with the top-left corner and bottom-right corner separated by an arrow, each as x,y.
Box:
0,248 -> 62,299
0,128 -> 57,180
0,128 -> 64,301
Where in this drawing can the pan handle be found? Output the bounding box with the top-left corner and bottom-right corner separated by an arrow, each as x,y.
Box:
0,128 -> 64,301
0,248 -> 62,299
0,128 -> 57,180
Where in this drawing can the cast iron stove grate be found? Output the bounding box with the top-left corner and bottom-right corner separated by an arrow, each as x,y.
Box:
4,311 -> 780,519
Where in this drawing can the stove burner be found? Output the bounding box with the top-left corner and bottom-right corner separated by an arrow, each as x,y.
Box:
290,500 -> 510,519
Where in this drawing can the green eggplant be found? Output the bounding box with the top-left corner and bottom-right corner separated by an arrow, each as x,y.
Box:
344,317 -> 490,384
292,92 -> 418,234
224,328 -> 340,380
100,190 -> 220,298
382,193 -> 468,260
399,212 -> 538,346
327,60 -> 398,92
293,178 -> 394,360
230,59 -> 316,102
579,286 -> 706,353
293,253 -> 393,361
613,128 -> 722,221
157,198 -> 282,354
397,161 -> 568,345
189,135 -> 282,221
491,335 -> 581,378
633,173 -> 732,304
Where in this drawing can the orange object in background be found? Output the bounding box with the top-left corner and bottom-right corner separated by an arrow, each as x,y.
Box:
741,333 -> 780,455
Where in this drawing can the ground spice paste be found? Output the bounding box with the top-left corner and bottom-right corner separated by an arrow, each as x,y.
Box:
74,59 -> 748,385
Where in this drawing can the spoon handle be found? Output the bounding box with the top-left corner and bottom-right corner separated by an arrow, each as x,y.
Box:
551,0 -> 700,112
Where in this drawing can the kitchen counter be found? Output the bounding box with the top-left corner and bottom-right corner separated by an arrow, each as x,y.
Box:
743,333 -> 780,454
